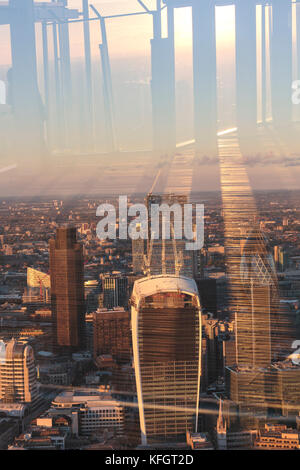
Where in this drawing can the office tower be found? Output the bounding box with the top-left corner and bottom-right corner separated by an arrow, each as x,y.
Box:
274,245 -> 279,265
274,245 -> 288,272
145,193 -> 196,279
225,227 -> 297,420
27,267 -> 50,290
93,307 -> 131,364
239,228 -> 291,364
85,280 -> 101,313
238,228 -> 277,367
0,339 -> 39,405
282,217 -> 289,227
101,274 -> 128,309
49,226 -> 85,351
131,275 -> 202,445
254,424 -> 300,450
279,248 -> 289,272
85,313 -> 94,354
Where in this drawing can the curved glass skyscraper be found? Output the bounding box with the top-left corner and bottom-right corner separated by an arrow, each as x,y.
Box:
131,275 -> 202,445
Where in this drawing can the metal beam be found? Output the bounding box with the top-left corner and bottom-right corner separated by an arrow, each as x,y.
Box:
82,0 -> 94,151
91,4 -> 117,152
192,0 -> 217,155
9,0 -> 45,158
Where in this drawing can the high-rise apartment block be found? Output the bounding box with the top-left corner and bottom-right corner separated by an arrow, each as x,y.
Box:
93,307 -> 131,364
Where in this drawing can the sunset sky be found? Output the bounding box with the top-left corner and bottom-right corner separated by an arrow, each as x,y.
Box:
0,0 -> 235,65
0,1 -> 299,194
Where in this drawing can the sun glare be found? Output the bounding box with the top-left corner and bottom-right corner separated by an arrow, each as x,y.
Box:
216,5 -> 235,51
173,5 -> 235,52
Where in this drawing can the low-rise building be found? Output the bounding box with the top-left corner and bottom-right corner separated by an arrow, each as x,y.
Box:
50,390 -> 125,437
254,424 -> 300,450
186,431 -> 214,450
9,426 -> 67,450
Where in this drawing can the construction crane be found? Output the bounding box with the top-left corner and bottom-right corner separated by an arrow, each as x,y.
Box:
143,216 -> 183,277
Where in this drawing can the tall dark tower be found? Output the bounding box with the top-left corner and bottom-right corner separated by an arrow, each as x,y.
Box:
49,226 -> 85,351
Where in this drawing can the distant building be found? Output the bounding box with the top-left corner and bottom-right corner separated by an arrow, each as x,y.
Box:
93,307 -> 131,364
254,424 -> 300,450
196,278 -> 217,315
101,274 -> 128,310
201,315 -> 226,389
49,226 -> 85,351
85,313 -> 94,353
38,360 -> 75,386
238,228 -> 278,367
0,339 -> 39,406
85,280 -> 101,313
0,403 -> 28,420
225,229 -> 296,424
50,390 -> 124,437
274,246 -> 289,272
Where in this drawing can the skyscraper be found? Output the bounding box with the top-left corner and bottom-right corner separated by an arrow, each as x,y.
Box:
49,226 -> 85,351
101,274 -> 128,309
131,275 -> 202,445
93,307 -> 131,364
0,339 -> 39,406
145,193 -> 197,279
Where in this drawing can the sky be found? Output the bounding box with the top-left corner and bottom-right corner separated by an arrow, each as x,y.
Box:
0,1 -> 299,194
0,0 -> 235,65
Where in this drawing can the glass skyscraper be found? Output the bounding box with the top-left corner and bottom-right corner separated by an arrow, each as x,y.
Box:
131,275 -> 202,445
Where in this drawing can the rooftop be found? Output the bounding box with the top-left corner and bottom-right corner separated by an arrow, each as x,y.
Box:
132,275 -> 199,300
52,390 -> 122,408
